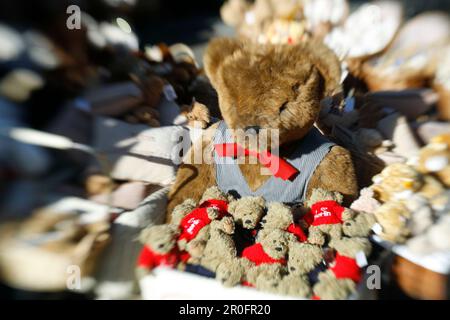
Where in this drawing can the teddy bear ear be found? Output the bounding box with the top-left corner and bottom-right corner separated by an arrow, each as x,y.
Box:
298,40 -> 342,97
203,37 -> 244,87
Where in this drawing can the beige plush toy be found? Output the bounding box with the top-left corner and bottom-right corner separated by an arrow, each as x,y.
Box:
174,186 -> 232,264
373,200 -> 412,243
414,135 -> 450,188
228,196 -> 266,230
276,274 -> 312,298
303,188 -> 355,245
313,237 -> 371,300
215,258 -> 252,287
257,202 -> 294,241
242,229 -> 290,268
371,163 -> 445,203
287,242 -> 324,275
246,263 -> 285,290
136,224 -> 181,278
200,216 -> 237,272
342,211 -> 376,238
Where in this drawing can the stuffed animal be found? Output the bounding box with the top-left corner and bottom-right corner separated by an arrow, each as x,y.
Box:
303,188 -> 355,245
175,186 -> 230,251
257,202 -> 307,242
342,211 -> 376,238
215,258 -> 252,287
350,188 -> 381,214
228,196 -> 266,230
371,163 -> 445,203
276,274 -> 312,298
414,135 -> 450,188
246,263 -> 285,289
373,200 -> 411,243
313,237 -> 371,300
287,242 -> 324,276
242,229 -> 290,267
167,37 -> 358,218
200,216 -> 237,272
136,224 -> 182,278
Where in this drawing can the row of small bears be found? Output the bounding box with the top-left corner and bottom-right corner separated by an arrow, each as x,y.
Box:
136,186 -> 376,299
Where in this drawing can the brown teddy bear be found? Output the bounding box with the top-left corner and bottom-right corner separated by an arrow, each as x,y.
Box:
136,224 -> 181,278
313,237 -> 371,300
228,196 -> 266,230
167,38 -> 358,220
242,229 -> 290,267
302,188 -> 355,245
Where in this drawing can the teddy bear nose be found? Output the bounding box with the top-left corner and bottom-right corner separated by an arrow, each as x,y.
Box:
290,267 -> 296,271
275,247 -> 282,252
245,126 -> 261,134
158,244 -> 164,248
245,219 -> 252,224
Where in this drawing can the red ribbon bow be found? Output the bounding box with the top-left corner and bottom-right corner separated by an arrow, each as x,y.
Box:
214,143 -> 299,181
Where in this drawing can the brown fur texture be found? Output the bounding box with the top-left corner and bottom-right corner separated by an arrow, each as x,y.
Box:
167,38 -> 357,220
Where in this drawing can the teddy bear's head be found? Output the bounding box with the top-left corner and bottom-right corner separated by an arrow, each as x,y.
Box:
204,38 -> 341,149
287,242 -> 324,275
228,196 -> 266,229
342,212 -> 376,238
260,202 -> 293,231
139,224 -> 179,254
305,188 -> 344,208
171,198 -> 197,226
200,186 -> 230,204
261,229 -> 290,259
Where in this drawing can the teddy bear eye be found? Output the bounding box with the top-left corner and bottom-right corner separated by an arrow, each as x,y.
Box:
279,101 -> 289,114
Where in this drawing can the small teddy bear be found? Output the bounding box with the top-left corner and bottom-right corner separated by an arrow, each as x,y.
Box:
176,186 -> 230,251
342,211 -> 376,238
276,274 -> 312,298
287,242 -> 324,276
241,229 -> 290,266
246,263 -> 285,290
373,200 -> 412,243
302,188 -> 355,245
256,202 -> 308,243
228,196 -> 266,230
200,216 -> 237,272
313,237 -> 371,300
215,258 -> 253,287
136,224 -> 182,278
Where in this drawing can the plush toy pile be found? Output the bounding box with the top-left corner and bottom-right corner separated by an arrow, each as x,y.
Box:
137,186 -> 376,299
351,133 -> 450,254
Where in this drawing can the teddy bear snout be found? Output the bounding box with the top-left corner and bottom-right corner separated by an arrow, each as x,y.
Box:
245,219 -> 252,225
290,266 -> 296,271
275,247 -> 283,252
